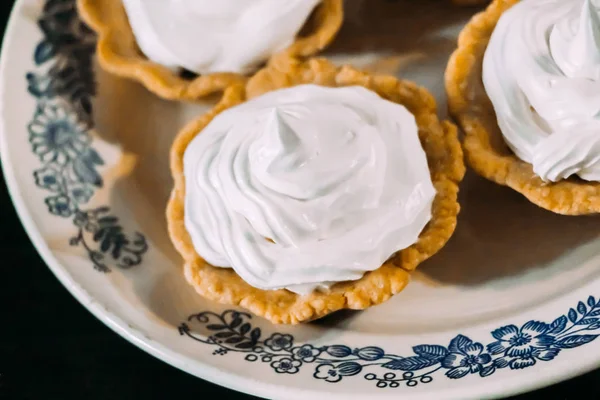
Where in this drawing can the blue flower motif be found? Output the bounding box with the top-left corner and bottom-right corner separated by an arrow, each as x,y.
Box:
488,321 -> 558,370
29,102 -> 90,165
33,166 -> 62,192
68,183 -> 93,204
488,321 -> 555,357
292,344 -> 321,362
271,358 -> 301,374
493,347 -> 561,370
45,194 -> 72,217
314,364 -> 343,383
265,333 -> 293,351
442,336 -> 492,379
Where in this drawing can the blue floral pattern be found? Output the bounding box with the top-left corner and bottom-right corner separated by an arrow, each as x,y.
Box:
442,340 -> 491,378
28,0 -> 148,272
179,295 -> 600,388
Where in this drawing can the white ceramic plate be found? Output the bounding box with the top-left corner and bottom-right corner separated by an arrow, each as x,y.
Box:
3,1 -> 600,399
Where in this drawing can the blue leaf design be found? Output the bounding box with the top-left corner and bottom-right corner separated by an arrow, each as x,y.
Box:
589,310 -> 600,317
556,335 -> 598,349
533,348 -> 560,361
578,301 -> 587,315
34,40 -> 55,65
480,364 -> 495,377
568,308 -> 578,323
448,335 -> 473,353
84,148 -> 104,165
487,341 -> 507,355
229,316 -> 242,329
588,296 -> 596,308
206,324 -> 227,331
548,316 -> 567,334
250,328 -> 261,343
239,323 -> 251,336
576,318 -> 599,326
356,347 -> 385,361
412,345 -> 448,360
73,151 -> 103,187
494,357 -> 510,369
98,216 -> 117,225
326,345 -> 352,358
214,332 -> 235,339
491,325 -> 518,341
446,367 -> 469,379
337,362 -> 362,376
382,356 -> 439,371
588,323 -> 600,330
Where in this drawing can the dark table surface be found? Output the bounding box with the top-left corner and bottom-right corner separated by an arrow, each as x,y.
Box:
0,1 -> 598,399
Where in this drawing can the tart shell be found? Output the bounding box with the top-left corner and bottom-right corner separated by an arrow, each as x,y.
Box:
76,0 -> 343,102
445,0 -> 600,215
167,58 -> 465,324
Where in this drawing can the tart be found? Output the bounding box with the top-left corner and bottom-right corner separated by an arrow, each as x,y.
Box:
77,0 -> 343,101
446,0 -> 600,215
167,58 -> 465,324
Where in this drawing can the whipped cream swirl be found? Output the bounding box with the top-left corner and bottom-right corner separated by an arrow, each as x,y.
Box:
483,0 -> 600,182
122,0 -> 321,75
183,85 -> 435,294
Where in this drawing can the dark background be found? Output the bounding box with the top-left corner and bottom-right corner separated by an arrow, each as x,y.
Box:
0,1 -> 598,399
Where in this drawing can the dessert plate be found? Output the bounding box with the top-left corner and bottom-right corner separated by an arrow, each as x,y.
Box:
3,0 -> 600,399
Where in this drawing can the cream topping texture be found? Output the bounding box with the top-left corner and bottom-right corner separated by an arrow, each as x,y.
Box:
122,0 -> 321,75
183,85 -> 435,294
483,0 -> 600,182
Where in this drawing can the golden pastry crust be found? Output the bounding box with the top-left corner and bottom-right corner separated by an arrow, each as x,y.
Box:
446,0 -> 600,215
76,0 -> 343,102
167,58 -> 465,324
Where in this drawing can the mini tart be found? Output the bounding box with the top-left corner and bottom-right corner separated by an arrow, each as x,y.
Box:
76,0 -> 343,102
167,58 -> 465,324
446,0 -> 600,215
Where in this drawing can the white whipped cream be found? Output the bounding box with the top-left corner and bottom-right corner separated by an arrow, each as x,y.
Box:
183,85 -> 435,294
483,0 -> 600,182
121,0 -> 322,75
